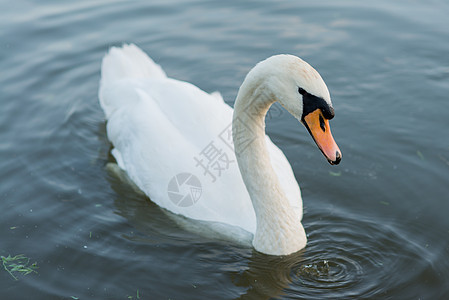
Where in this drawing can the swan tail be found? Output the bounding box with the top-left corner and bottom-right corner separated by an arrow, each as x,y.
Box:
100,44 -> 166,85
99,44 -> 166,119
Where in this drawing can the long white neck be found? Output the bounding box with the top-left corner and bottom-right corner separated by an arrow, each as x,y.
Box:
232,77 -> 307,256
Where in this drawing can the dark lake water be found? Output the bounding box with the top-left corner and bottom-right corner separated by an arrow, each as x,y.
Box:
1,0 -> 449,299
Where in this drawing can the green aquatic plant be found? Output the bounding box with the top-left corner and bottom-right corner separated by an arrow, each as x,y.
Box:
1,254 -> 38,280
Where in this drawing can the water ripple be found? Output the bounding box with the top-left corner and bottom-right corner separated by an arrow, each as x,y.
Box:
232,209 -> 443,299
284,211 -> 434,298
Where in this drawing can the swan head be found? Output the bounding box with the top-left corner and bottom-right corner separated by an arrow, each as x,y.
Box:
252,54 -> 342,165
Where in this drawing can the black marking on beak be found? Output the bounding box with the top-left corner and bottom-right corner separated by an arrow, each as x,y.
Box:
299,86 -> 334,121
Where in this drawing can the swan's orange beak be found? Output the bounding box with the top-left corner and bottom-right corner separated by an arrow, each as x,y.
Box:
303,109 -> 342,165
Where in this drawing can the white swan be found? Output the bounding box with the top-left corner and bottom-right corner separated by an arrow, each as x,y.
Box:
99,44 -> 341,255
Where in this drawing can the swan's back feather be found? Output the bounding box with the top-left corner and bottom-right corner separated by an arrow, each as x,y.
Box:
99,44 -> 167,118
